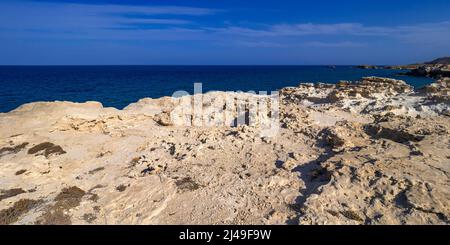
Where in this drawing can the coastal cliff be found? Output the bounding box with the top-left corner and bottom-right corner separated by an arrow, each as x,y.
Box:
357,57 -> 450,78
1,77 -> 449,225
405,64 -> 450,78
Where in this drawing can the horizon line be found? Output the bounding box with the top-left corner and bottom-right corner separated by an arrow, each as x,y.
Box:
0,64 -> 409,67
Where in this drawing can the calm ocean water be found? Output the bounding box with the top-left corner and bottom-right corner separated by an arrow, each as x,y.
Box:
0,66 -> 434,113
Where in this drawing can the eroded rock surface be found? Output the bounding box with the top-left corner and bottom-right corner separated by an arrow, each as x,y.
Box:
424,78 -> 450,104
0,77 -> 449,225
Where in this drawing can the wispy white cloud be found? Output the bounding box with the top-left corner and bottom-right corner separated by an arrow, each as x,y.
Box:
117,18 -> 192,25
389,21 -> 450,45
0,0 -> 449,49
208,21 -> 450,48
35,1 -> 219,16
232,41 -> 287,48
211,21 -> 450,38
205,26 -> 275,37
84,4 -> 218,16
270,23 -> 369,36
228,40 -> 366,49
304,41 -> 367,48
0,1 -> 215,31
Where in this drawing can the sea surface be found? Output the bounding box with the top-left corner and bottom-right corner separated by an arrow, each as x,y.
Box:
0,66 -> 434,113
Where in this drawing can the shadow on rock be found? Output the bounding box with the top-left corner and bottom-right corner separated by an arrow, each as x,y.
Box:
286,150 -> 335,225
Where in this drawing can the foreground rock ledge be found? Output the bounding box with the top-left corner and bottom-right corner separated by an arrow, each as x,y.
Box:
0,77 -> 449,225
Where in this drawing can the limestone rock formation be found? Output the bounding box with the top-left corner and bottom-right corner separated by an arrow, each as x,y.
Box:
424,78 -> 450,103
405,64 -> 450,79
327,77 -> 413,102
0,77 -> 449,225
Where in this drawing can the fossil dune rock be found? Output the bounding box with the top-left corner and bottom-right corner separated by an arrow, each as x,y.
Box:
0,77 -> 449,225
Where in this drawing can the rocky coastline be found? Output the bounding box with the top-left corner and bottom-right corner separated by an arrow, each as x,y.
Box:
0,77 -> 449,225
403,64 -> 450,79
356,57 -> 450,79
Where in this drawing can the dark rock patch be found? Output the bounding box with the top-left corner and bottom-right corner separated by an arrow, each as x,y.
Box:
36,207 -> 72,225
365,125 -> 425,144
323,129 -> 346,148
326,210 -> 339,217
15,169 -> 27,175
54,186 -> 86,207
36,186 -> 86,225
175,177 -> 200,192
0,142 -> 29,157
116,185 -> 127,192
0,188 -> 26,202
82,213 -> 97,223
340,210 -> 364,222
88,167 -> 105,175
88,193 -> 99,202
310,168 -> 332,182
28,142 -> 66,157
141,166 -> 155,175
0,199 -> 41,225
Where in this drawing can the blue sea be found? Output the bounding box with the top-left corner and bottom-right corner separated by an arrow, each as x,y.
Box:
0,66 -> 434,113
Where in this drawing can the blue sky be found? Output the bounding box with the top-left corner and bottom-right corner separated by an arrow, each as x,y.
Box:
1,0 -> 450,65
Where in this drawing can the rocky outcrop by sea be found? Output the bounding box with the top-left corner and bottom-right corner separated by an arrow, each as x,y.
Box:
356,65 -> 381,69
357,57 -> 450,78
382,57 -> 450,78
405,64 -> 450,79
0,77 -> 449,225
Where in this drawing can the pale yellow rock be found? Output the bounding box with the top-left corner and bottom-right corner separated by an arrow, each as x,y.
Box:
0,77 -> 449,225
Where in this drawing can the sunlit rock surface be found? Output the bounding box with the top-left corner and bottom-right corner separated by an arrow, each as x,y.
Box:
0,77 -> 449,225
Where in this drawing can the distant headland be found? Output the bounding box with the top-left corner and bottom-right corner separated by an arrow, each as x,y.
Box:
356,57 -> 450,79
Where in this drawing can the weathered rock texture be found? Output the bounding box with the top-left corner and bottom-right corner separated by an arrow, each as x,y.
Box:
383,57 -> 450,78
423,78 -> 450,104
0,77 -> 449,225
406,65 -> 450,78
